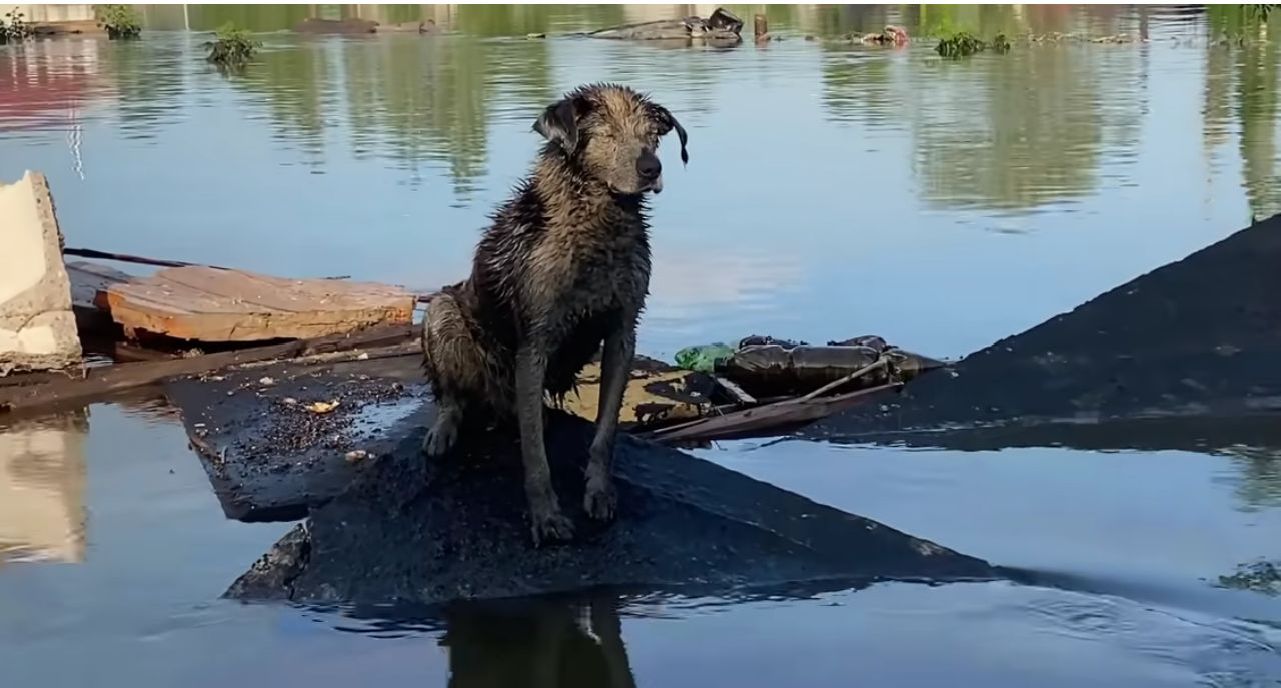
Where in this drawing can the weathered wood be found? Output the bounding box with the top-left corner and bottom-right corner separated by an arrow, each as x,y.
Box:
754,14 -> 768,39
0,324 -> 414,415
101,266 -> 415,342
649,382 -> 902,444
712,374 -> 757,406
65,261 -> 129,335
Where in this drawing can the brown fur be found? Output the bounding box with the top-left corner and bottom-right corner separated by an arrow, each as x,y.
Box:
421,83 -> 689,545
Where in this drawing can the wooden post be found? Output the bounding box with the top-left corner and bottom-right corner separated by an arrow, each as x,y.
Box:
754,14 -> 768,40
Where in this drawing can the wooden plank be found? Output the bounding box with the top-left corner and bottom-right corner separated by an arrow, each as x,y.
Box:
648,382 -> 903,444
65,261 -> 129,335
102,266 -> 415,342
0,324 -> 415,415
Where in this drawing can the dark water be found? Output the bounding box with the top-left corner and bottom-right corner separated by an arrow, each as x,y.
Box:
2,5 -> 1281,686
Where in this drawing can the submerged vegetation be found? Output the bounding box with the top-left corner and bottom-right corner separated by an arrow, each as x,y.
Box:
1217,559 -> 1281,595
95,4 -> 141,40
206,23 -> 261,69
0,6 -> 32,44
936,32 -> 1011,58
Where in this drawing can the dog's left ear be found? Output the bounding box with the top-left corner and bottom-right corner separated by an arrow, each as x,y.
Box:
651,105 -> 690,166
533,96 -> 588,155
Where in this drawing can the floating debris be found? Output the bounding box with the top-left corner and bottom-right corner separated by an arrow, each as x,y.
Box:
937,32 -> 1010,58
1217,559 -> 1281,596
585,7 -> 743,43
1024,31 -> 1142,44
304,400 -> 340,414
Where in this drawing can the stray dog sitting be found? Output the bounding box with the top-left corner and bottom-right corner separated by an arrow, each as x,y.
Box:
420,83 -> 689,545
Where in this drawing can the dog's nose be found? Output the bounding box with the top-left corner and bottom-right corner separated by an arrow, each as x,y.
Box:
636,152 -> 662,180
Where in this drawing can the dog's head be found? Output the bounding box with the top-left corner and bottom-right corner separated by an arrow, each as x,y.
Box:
533,83 -> 689,196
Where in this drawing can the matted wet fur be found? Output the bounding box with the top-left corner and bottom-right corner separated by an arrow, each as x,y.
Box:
421,83 -> 690,545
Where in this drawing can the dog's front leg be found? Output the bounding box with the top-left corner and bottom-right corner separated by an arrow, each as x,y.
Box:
584,317 -> 636,521
516,339 -> 574,545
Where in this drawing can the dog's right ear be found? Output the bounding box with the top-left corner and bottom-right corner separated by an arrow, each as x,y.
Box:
533,96 -> 588,155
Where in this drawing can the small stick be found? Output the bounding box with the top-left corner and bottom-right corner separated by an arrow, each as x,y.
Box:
797,358 -> 888,402
63,247 -> 230,270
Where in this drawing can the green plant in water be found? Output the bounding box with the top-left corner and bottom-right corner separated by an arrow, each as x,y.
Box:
95,4 -> 141,40
990,33 -> 1011,54
0,6 -> 34,44
205,22 -> 261,69
936,31 -> 988,58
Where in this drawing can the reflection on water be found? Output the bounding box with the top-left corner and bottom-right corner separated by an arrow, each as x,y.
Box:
439,597 -> 636,688
1222,445 -> 1281,512
0,411 -> 88,564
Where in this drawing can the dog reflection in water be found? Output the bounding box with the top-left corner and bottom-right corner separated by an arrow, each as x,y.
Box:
439,596 -> 636,688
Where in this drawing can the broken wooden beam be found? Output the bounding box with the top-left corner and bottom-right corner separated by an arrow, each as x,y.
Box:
66,260 -> 129,336
0,324 -> 415,415
648,382 -> 902,444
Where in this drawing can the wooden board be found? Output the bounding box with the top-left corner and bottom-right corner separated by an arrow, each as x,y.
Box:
101,266 -> 415,343
0,324 -> 416,416
65,261 -> 130,335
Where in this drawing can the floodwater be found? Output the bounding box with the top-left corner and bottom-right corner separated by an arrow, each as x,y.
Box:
2,4 -> 1281,686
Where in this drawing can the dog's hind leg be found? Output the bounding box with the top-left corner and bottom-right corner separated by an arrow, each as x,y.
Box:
420,292 -> 480,457
423,397 -> 464,457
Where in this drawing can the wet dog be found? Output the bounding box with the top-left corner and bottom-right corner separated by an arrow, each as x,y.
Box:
420,83 -> 689,545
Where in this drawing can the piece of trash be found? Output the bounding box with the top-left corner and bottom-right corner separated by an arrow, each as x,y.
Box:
723,343 -> 883,398
345,450 -> 370,463
305,400 -> 340,414
356,352 -> 369,361
258,376 -> 275,386
282,397 -> 298,406
526,32 -> 545,39
674,342 -> 734,374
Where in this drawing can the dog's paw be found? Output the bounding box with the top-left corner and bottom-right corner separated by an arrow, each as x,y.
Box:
583,476 -> 617,521
530,506 -> 575,546
421,420 -> 458,457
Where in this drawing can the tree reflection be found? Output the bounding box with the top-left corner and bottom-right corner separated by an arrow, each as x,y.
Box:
821,6 -> 1154,212
1204,7 -> 1281,220
232,41 -> 333,161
